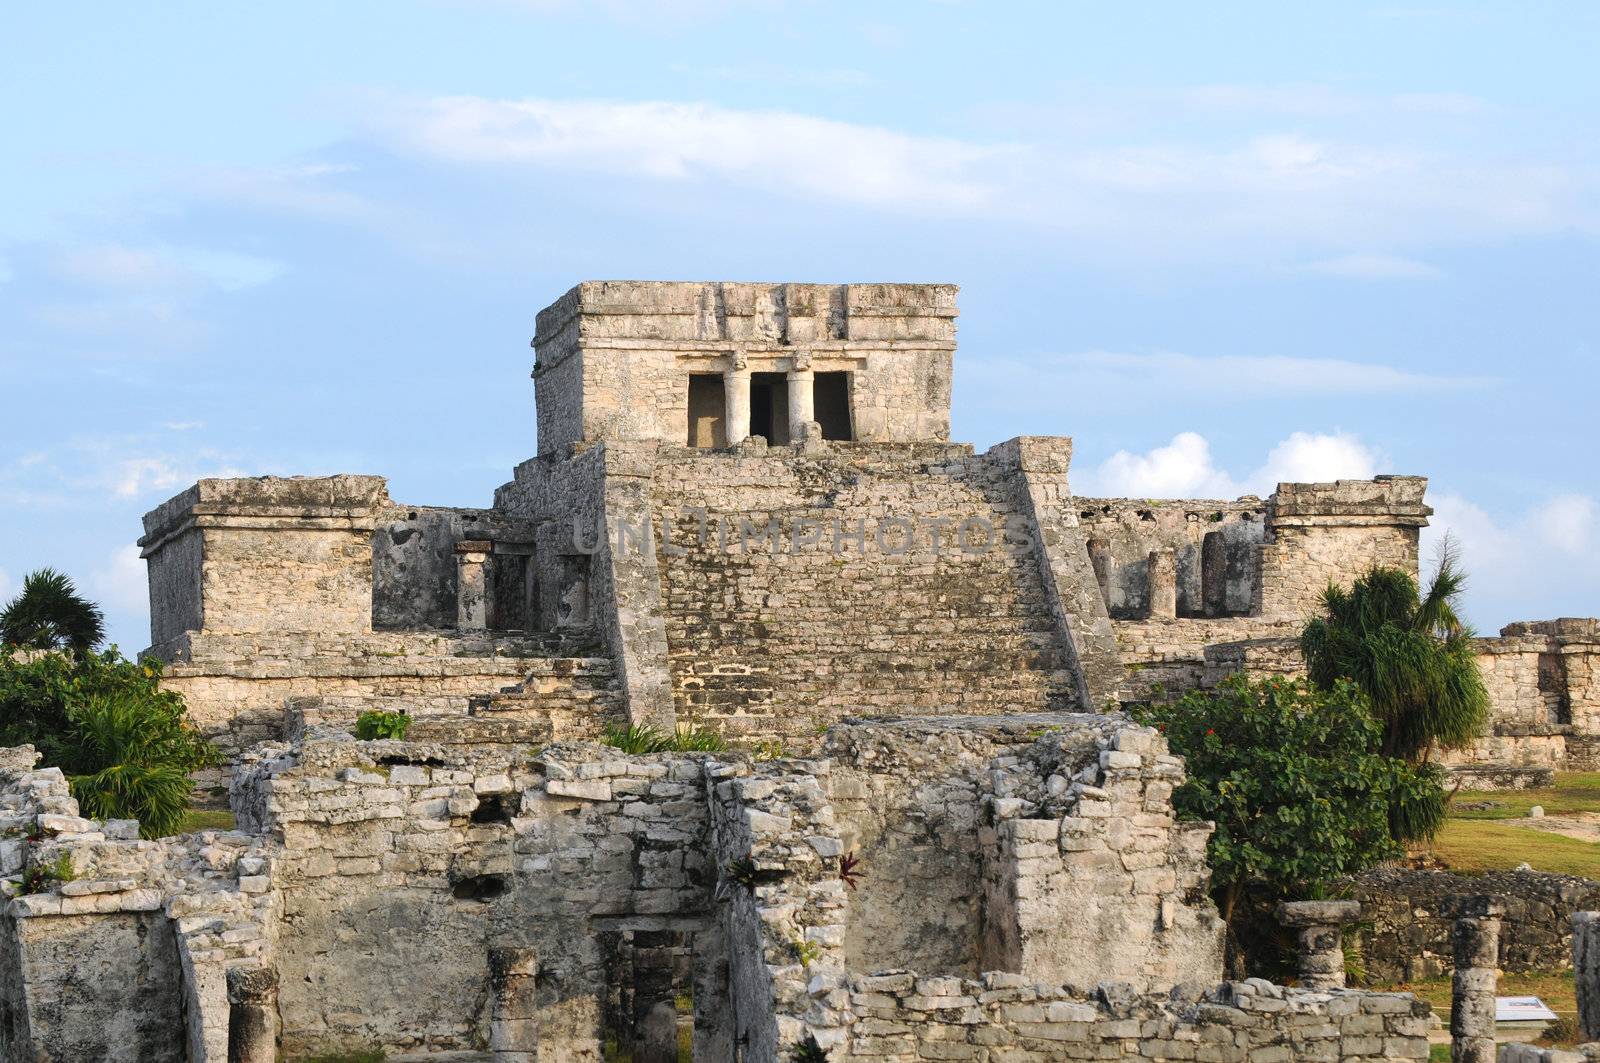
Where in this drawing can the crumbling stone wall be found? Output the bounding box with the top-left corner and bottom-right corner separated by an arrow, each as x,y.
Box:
1351,867 -> 1600,982
371,505 -> 538,631
799,974 -> 1431,1061
1076,497 -> 1266,619
157,628 -> 619,751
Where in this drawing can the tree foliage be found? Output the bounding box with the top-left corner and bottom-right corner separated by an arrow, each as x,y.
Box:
0,646 -> 216,837
1137,676 -> 1439,923
1301,552 -> 1488,766
0,569 -> 105,656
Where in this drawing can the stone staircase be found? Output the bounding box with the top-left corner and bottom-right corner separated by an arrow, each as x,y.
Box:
650,444 -> 1081,741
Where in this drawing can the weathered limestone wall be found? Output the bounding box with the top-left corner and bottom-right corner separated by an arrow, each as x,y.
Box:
1351,867 -> 1600,982
648,443 -> 1094,739
156,629 -> 619,750
1075,497 -> 1266,620
798,975 -> 1432,1061
532,281 -> 957,456
235,734 -> 726,1060
496,440 -> 676,728
140,475 -> 390,640
0,746 -> 278,1063
1253,477 -> 1429,621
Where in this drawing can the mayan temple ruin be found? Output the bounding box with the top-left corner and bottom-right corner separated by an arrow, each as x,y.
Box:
2,280 -> 1597,1061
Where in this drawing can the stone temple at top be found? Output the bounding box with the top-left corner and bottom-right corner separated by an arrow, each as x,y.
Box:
139,280 -> 1597,783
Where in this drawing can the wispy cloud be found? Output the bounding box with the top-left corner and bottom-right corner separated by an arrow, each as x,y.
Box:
1304,253 -> 1443,280
357,94 -> 1598,257
89,544 -> 147,615
365,95 -> 1011,213
963,350 -> 1490,413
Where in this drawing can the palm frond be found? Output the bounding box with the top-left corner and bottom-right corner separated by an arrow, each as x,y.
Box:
0,569 -> 105,655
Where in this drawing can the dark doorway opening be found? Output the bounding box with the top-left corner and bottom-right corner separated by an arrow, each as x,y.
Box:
749,373 -> 789,444
815,371 -> 852,441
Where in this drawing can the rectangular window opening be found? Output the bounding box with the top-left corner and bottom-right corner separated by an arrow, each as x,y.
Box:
749,372 -> 790,445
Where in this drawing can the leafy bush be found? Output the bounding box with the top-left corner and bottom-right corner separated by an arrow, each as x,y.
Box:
353,710 -> 411,741
61,690 -> 217,838
0,569 -> 104,656
669,724 -> 728,753
0,647 -> 215,838
1136,676 -> 1440,925
602,722 -> 670,753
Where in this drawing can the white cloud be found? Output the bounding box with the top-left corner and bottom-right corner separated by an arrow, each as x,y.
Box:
1254,431 -> 1381,486
1079,430 -> 1383,499
109,456 -> 245,500
163,421 -> 205,432
366,96 -> 1009,213
357,94 -> 1597,255
1305,253 -> 1443,279
1424,491 -> 1600,632
962,350 -> 1489,413
1083,432 -> 1245,499
89,545 -> 147,615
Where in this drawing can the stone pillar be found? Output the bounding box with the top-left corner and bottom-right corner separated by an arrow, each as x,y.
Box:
1448,896 -> 1503,1063
226,966 -> 279,1063
724,365 -> 751,446
787,363 -> 815,443
456,540 -> 494,631
1146,549 -> 1177,619
489,947 -> 539,1061
1277,900 -> 1362,990
1574,911 -> 1600,1041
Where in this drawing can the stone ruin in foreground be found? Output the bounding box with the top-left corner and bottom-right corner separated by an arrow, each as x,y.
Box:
4,279 -> 1591,1060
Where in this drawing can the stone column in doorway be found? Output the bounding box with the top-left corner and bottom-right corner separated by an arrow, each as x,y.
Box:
226,966 -> 279,1063
1147,548 -> 1178,619
489,947 -> 539,1062
1277,900 -> 1361,990
724,352 -> 751,446
787,350 -> 816,443
456,540 -> 494,631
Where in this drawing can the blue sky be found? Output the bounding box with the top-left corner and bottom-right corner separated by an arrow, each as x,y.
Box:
1,1 -> 1596,651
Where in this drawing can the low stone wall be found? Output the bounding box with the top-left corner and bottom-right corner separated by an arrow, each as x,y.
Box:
1501,1046 -> 1600,1061
1352,868 -> 1600,981
796,972 -> 1432,1061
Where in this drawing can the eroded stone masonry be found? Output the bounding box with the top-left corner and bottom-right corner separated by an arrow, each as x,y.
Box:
6,279 -> 1573,1059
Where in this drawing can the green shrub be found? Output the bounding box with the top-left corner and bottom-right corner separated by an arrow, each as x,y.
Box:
354,710 -> 411,741
602,721 -> 728,754
0,647 -> 216,838
62,689 -> 217,839
789,1034 -> 829,1062
1136,676 -> 1440,924
602,722 -> 671,753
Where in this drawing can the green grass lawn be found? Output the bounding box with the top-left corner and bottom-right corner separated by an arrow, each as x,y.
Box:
169,808 -> 236,835
1428,772 -> 1600,878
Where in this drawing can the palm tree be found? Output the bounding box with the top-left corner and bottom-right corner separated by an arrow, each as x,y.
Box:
0,568 -> 106,655
1301,542 -> 1488,843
